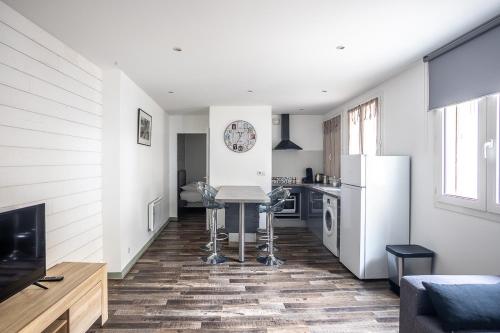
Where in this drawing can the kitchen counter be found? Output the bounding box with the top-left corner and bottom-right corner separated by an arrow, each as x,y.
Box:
272,183 -> 341,197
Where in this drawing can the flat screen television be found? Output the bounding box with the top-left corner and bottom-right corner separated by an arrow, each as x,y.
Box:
0,203 -> 46,303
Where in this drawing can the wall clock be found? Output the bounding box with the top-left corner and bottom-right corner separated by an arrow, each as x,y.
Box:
224,120 -> 257,153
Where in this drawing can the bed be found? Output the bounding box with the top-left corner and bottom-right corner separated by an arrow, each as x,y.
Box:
178,169 -> 203,208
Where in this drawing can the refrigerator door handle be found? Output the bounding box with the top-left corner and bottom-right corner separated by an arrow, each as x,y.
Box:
342,184 -> 363,189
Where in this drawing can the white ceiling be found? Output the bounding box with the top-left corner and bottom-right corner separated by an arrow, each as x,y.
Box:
4,0 -> 500,114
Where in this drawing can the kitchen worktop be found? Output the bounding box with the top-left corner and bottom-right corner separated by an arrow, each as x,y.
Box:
272,182 -> 341,197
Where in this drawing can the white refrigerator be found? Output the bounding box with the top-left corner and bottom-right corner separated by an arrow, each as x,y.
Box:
340,155 -> 410,279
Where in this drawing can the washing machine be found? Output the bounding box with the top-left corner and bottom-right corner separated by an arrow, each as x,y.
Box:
323,194 -> 339,257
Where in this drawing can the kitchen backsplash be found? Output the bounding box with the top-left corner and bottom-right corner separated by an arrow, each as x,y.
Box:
272,177 -> 297,184
272,150 -> 323,180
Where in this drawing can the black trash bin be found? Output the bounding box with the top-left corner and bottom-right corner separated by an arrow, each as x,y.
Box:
386,244 -> 435,294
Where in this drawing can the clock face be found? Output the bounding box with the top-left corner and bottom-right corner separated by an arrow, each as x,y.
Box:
224,120 -> 257,153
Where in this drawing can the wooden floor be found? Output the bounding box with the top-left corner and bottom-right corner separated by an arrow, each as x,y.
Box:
89,211 -> 400,333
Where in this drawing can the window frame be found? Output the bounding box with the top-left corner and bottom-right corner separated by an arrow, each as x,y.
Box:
434,95 -> 500,220
486,95 -> 500,214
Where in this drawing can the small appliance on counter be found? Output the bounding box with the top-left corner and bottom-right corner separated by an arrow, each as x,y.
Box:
315,173 -> 324,183
330,176 -> 341,187
302,168 -> 313,184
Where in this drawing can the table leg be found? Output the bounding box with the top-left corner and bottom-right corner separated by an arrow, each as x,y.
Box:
239,202 -> 245,262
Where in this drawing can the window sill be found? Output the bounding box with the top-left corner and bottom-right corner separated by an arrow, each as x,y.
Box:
434,201 -> 500,223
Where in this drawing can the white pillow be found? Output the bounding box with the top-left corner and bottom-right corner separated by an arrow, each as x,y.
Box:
181,183 -> 197,191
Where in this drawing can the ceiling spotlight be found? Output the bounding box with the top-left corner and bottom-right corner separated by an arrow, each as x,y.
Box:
247,90 -> 253,93
172,47 -> 182,52
299,108 -> 305,111
168,91 -> 174,94
322,90 -> 328,93
336,45 -> 345,50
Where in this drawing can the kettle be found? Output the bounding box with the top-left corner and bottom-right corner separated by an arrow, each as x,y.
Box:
315,173 -> 324,183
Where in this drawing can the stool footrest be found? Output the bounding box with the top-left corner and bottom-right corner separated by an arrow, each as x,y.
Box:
258,235 -> 278,241
216,234 -> 228,241
256,243 -> 279,252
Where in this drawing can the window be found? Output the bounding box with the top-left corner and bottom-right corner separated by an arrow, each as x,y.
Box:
443,100 -> 479,199
348,98 -> 379,155
436,94 -> 500,216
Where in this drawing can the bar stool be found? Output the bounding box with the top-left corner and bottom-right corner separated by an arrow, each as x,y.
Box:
256,186 -> 285,252
197,183 -> 227,264
196,182 -> 229,252
256,189 -> 290,266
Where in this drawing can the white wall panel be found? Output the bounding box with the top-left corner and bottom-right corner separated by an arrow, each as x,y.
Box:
0,22 -> 102,90
0,147 -> 101,166
0,43 -> 102,103
46,201 -> 102,232
0,4 -> 102,80
46,189 -> 101,215
46,225 -> 102,266
0,125 -> 101,152
0,2 -> 103,268
0,105 -> 101,139
0,165 -> 101,187
47,213 -> 101,248
0,63 -> 102,114
0,178 -> 101,208
0,84 -> 102,128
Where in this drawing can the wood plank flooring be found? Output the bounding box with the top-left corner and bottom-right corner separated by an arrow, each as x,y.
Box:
89,211 -> 400,332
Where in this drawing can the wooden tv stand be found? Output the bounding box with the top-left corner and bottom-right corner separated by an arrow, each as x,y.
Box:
0,262 -> 108,333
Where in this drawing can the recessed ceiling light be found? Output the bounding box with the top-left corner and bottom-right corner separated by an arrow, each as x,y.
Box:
172,47 -> 182,52
336,45 -> 345,50
168,91 -> 174,94
299,108 -> 305,111
247,90 -> 253,93
322,90 -> 328,93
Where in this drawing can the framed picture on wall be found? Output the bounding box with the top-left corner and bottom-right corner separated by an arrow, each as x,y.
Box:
137,108 -> 152,146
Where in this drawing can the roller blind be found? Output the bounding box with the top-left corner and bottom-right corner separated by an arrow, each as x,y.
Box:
425,15 -> 500,110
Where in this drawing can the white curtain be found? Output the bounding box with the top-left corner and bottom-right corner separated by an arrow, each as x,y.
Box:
348,98 -> 379,155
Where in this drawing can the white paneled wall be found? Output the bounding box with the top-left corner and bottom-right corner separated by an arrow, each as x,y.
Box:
0,2 -> 103,267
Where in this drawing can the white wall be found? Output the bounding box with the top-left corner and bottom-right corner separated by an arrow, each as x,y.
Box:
103,69 -> 169,273
168,114 -> 209,217
209,105 -> 272,190
0,2 -> 103,267
327,61 -> 500,275
102,70 -> 121,272
272,114 -> 323,179
272,115 -> 323,150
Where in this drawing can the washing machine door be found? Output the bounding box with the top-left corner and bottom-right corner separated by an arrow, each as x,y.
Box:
324,208 -> 334,236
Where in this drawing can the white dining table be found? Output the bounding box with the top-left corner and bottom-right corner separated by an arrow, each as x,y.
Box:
215,186 -> 270,262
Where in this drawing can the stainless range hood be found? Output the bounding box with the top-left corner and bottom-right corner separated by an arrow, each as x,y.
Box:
274,114 -> 303,150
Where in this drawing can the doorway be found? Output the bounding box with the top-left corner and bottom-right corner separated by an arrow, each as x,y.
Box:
177,133 -> 207,217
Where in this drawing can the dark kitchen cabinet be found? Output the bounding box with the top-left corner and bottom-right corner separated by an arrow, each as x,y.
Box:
307,189 -> 323,241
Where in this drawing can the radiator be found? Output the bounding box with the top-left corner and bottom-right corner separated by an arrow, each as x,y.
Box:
148,196 -> 163,232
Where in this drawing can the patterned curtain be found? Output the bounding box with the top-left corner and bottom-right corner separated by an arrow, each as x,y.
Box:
323,115 -> 341,178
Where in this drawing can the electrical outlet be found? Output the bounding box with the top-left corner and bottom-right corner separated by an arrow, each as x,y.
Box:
257,171 -> 265,176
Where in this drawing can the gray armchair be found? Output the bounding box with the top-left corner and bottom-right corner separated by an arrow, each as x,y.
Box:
400,275 -> 500,333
